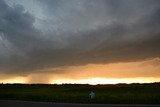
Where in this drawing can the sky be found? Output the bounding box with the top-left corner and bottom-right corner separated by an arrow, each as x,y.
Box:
0,0 -> 160,84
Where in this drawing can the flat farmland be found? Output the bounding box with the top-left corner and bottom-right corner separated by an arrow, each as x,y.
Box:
0,83 -> 160,104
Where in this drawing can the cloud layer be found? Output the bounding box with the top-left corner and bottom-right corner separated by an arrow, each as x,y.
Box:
0,0 -> 160,75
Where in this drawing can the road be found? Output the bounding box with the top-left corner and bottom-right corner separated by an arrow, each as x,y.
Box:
0,100 -> 159,107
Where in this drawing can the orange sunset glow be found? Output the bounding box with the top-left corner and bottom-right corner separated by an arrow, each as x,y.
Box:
1,58 -> 160,84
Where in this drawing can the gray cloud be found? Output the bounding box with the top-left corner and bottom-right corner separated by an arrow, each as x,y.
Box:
0,0 -> 160,75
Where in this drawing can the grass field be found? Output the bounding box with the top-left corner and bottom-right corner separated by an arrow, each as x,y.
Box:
0,83 -> 160,104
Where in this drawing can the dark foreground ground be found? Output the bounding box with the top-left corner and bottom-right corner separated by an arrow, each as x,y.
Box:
0,83 -> 160,104
0,100 -> 159,107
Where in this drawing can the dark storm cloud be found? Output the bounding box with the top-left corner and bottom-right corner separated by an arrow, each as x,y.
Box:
0,0 -> 46,73
0,0 -> 160,74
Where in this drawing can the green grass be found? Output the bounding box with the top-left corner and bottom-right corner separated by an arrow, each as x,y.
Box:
0,83 -> 160,104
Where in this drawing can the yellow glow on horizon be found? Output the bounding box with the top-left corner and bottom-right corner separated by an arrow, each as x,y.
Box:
0,77 -> 27,84
50,77 -> 160,85
0,77 -> 160,84
0,58 -> 159,84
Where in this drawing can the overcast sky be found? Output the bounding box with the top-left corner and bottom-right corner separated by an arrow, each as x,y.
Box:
0,0 -> 160,83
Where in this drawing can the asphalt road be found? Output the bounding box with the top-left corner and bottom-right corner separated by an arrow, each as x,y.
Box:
0,100 -> 159,107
